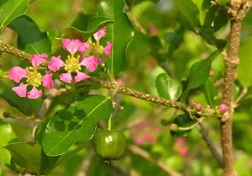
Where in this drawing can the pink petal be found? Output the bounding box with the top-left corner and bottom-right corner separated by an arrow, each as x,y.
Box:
80,56 -> 104,72
12,83 -> 28,97
103,41 -> 112,57
78,42 -> 90,55
27,87 -> 42,99
59,73 -> 72,83
48,56 -> 65,72
8,66 -> 27,83
31,54 -> 47,67
62,39 -> 82,54
74,72 -> 90,82
42,72 -> 54,89
93,27 -> 106,41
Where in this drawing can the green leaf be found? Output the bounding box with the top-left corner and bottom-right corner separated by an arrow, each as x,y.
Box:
238,37 -> 252,87
203,78 -> 218,108
186,50 -> 220,90
0,82 -> 42,116
42,95 -> 112,156
164,27 -> 185,57
6,142 -> 59,175
97,0 -> 134,75
8,15 -> 51,54
126,0 -> 160,7
0,0 -> 30,29
0,119 -> 17,165
204,5 -> 229,32
174,0 -> 200,28
156,73 -> 183,101
62,15 -> 114,40
198,27 -> 226,49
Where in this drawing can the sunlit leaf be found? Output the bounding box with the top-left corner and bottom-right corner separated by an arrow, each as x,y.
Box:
6,142 -> 59,175
42,95 -> 112,156
0,119 -> 17,165
97,0 -> 134,75
238,37 -> 252,87
62,14 -> 114,40
186,50 -> 220,90
8,15 -> 51,54
0,0 -> 30,29
174,0 -> 200,28
156,73 -> 182,101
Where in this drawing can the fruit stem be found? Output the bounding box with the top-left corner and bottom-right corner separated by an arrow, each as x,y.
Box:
107,114 -> 112,131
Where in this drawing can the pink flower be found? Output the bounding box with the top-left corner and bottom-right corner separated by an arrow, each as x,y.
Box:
9,54 -> 54,99
62,39 -> 83,54
12,83 -> 28,97
27,87 -> 42,99
78,42 -> 90,55
75,72 -> 90,82
194,103 -> 202,110
179,147 -> 189,156
60,73 -> 72,83
48,56 -> 65,72
8,66 -> 27,83
104,41 -> 112,57
93,27 -> 106,41
218,103 -> 228,113
80,56 -> 104,72
30,54 -> 47,67
42,72 -> 54,89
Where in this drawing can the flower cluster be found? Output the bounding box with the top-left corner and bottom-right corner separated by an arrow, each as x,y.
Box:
173,137 -> 189,156
130,122 -> 159,145
8,27 -> 112,99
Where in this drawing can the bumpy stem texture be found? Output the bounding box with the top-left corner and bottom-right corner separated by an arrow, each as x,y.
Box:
221,1 -> 251,175
0,40 -> 31,59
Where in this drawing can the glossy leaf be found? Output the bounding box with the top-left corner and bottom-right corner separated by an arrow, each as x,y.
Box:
156,73 -> 182,101
8,15 -> 51,54
42,95 -> 112,156
198,28 -> 226,49
186,50 -> 220,90
6,142 -> 59,175
174,0 -> 200,28
0,0 -> 30,29
0,119 -> 17,165
97,0 -> 134,75
203,78 -> 218,108
0,82 -> 42,116
204,5 -> 229,32
238,37 -> 252,87
62,14 -> 114,40
126,0 -> 160,7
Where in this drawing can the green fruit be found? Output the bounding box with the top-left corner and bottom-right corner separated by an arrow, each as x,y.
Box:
93,130 -> 126,160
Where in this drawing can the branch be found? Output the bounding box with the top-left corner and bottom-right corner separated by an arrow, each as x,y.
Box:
128,144 -> 182,176
198,123 -> 223,167
0,40 -> 31,59
220,1 -> 251,175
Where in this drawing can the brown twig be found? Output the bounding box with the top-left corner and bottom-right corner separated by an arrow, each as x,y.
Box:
220,1 -> 251,175
0,40 -> 31,59
198,123 -> 223,167
128,144 -> 182,176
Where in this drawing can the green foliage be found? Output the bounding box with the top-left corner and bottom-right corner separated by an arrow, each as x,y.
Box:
156,73 -> 182,100
42,95 -> 112,156
238,37 -> 252,87
0,119 -> 17,166
0,0 -> 252,175
185,50 -> 220,91
0,0 -> 30,30
9,15 -> 51,54
97,0 -> 134,75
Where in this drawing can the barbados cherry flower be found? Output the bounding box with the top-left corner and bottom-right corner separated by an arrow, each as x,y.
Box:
8,54 -> 53,99
48,27 -> 112,83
